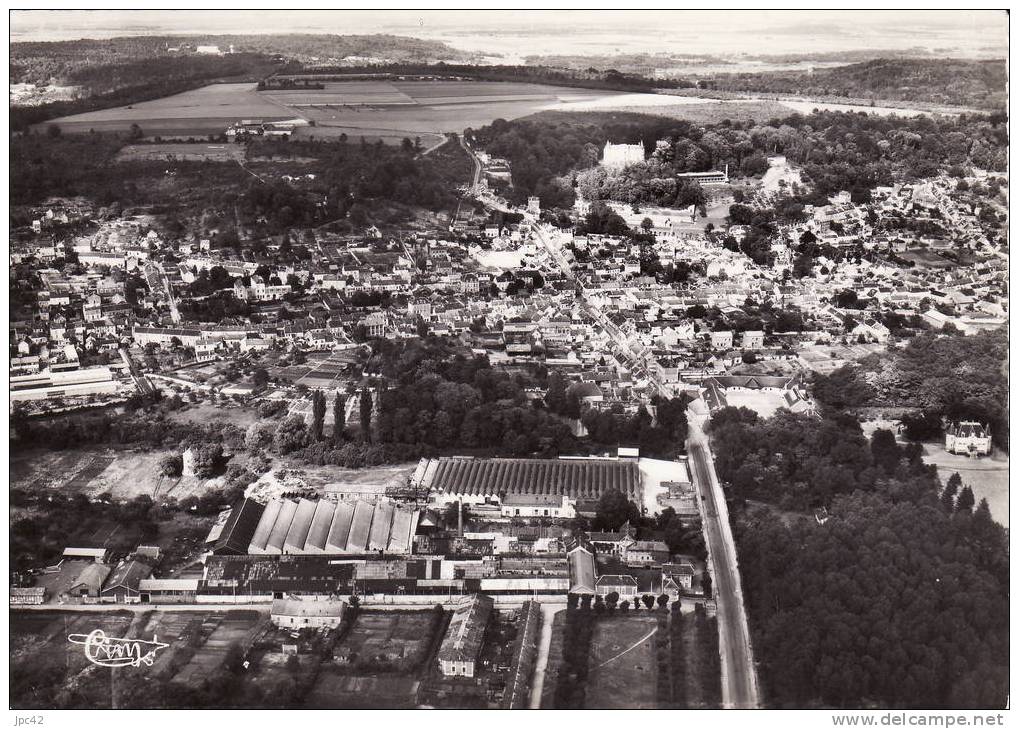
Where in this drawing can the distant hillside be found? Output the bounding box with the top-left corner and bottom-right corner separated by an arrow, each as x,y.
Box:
701,58 -> 1006,110
10,33 -> 472,86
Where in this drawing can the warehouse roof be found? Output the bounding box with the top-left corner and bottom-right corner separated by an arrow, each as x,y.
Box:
266,499 -> 299,552
567,543 -> 597,595
249,498 -> 283,552
427,457 -> 641,500
305,500 -> 336,552
284,499 -> 317,551
214,498 -> 265,555
102,561 -> 152,593
326,502 -> 355,551
438,593 -> 494,665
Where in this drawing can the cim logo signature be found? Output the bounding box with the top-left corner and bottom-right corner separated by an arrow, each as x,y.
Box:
67,629 -> 169,668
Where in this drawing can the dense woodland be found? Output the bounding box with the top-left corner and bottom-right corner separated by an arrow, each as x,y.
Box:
11,132 -> 472,238
710,405 -> 1009,708
472,109 -> 1007,208
698,58 -> 1007,111
738,489 -> 1008,708
813,329 -> 1009,448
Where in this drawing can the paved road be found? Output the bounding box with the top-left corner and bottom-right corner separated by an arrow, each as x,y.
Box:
119,346 -> 154,396
687,403 -> 760,709
459,134 -> 482,193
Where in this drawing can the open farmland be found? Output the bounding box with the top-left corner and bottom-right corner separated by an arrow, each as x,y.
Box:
40,82 -> 292,135
44,79 -> 629,141
117,142 -> 245,162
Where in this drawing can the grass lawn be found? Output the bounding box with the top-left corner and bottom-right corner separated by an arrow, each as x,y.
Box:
585,615 -> 660,709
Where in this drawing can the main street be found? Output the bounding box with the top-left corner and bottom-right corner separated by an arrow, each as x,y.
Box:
687,400 -> 761,709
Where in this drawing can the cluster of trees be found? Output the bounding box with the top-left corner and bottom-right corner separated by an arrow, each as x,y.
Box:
668,603 -> 722,708
697,58 -> 1007,111
472,108 -> 1007,212
590,491 -> 706,560
577,162 -> 709,209
813,328 -> 1009,448
10,490 -> 161,572
708,406 -> 943,512
247,135 -> 472,218
11,406 -> 245,454
714,402 -> 1008,707
737,488 -> 1008,707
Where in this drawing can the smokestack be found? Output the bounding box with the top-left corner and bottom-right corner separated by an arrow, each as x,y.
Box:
457,498 -> 463,537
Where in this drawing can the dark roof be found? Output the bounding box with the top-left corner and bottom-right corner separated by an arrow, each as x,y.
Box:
101,561 -> 152,593
214,499 -> 265,555
430,457 -> 641,501
202,555 -> 356,594
438,593 -> 494,665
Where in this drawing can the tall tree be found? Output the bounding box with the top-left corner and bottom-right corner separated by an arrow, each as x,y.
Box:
332,392 -> 346,444
310,391 -> 326,441
941,472 -> 961,511
359,388 -> 373,444
956,485 -> 976,513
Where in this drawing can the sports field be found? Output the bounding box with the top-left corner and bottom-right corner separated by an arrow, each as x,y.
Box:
585,615 -> 660,709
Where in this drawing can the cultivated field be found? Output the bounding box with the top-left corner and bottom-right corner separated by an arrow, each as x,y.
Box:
336,610 -> 440,672
117,142 -> 245,162
585,615 -> 660,709
42,82 -> 291,135
303,609 -> 444,708
10,609 -> 269,708
173,610 -> 268,688
44,79 -> 626,141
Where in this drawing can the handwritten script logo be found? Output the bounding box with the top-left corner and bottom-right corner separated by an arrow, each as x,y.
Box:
68,629 -> 169,668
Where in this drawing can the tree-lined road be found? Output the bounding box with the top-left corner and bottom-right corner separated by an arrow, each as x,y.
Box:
687,401 -> 760,709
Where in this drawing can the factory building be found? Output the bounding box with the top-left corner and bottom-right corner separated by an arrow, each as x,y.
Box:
212,497 -> 419,556
437,593 -> 494,678
422,457 -> 642,511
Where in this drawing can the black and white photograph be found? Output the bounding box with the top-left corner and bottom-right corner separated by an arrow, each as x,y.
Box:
7,8 -> 1011,717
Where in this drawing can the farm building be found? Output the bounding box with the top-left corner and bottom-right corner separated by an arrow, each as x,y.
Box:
437,593 -> 494,678
10,587 -> 47,605
138,578 -> 199,604
271,598 -> 345,629
246,498 -> 418,556
100,561 -> 152,604
62,547 -> 108,562
422,457 -> 642,512
67,563 -> 111,602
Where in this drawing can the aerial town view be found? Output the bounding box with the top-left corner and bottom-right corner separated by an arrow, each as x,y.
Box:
7,8 -> 1010,720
